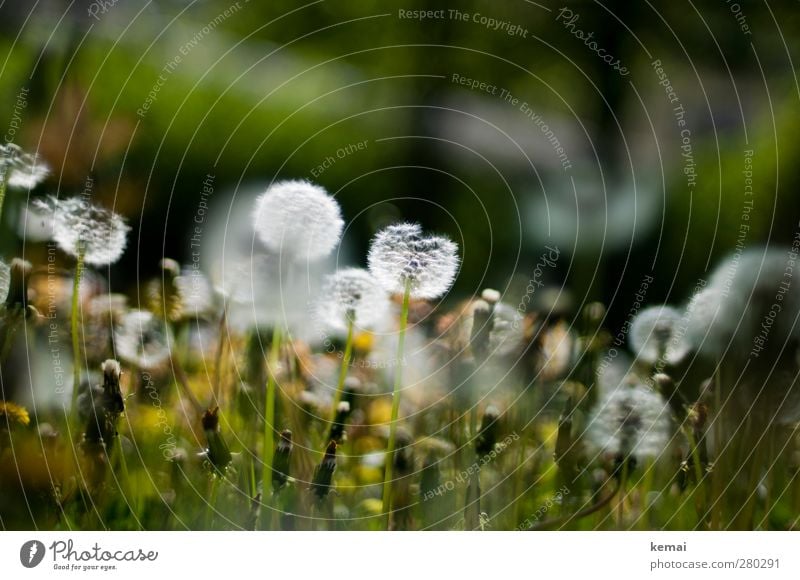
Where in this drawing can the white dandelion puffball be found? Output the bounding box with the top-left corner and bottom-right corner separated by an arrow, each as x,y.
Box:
114,310 -> 171,370
0,144 -> 49,189
586,385 -> 671,462
174,267 -> 216,317
317,268 -> 390,333
36,196 -> 130,266
252,179 -> 344,261
0,260 -> 10,303
629,305 -> 682,365
367,222 -> 459,299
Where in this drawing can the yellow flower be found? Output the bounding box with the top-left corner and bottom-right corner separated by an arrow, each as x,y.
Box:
0,401 -> 30,427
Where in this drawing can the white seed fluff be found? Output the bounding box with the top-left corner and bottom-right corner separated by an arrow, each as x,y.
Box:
317,268 -> 390,333
114,310 -> 171,370
174,267 -> 215,317
252,180 -> 344,261
586,385 -> 671,461
0,260 -> 9,303
0,144 -> 49,189
36,196 -> 130,266
367,222 -> 459,299
629,305 -> 682,365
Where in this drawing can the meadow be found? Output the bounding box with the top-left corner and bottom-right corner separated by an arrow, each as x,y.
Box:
1,150 -> 798,531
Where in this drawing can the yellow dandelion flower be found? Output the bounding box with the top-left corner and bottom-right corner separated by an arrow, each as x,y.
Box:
0,401 -> 30,426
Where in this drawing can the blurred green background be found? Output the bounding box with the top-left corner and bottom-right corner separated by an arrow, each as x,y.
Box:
2,0 -> 800,325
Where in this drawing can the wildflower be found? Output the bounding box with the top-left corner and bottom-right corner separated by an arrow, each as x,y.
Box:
629,305 -> 682,365
0,401 -> 30,427
0,144 -> 49,189
35,196 -> 129,266
586,384 -> 671,464
252,179 -> 343,261
201,407 -> 232,475
317,268 -> 390,333
311,440 -> 337,500
367,222 -> 459,299
114,310 -> 171,370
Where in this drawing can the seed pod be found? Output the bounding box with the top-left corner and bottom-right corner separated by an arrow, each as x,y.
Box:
4,258 -> 31,309
470,300 -> 492,364
83,360 -> 125,446
311,440 -> 337,500
475,406 -> 500,456
272,429 -> 293,492
201,407 -> 232,475
328,401 -> 352,444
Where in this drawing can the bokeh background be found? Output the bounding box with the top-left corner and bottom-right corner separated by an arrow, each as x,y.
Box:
1,0 -> 799,329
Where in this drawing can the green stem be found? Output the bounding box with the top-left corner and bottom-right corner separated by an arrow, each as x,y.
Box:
70,247 -> 86,416
329,316 -> 355,427
381,279 -> 412,530
206,476 -> 220,529
262,325 -> 282,503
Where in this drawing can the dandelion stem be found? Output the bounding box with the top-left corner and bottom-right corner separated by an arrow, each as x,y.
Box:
70,246 -> 86,416
527,479 -> 620,530
262,324 -> 282,505
381,278 -> 411,530
206,476 -> 220,529
212,303 -> 229,404
330,316 -> 355,427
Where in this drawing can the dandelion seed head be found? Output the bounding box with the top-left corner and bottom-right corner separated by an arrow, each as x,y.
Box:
252,179 -> 344,261
174,268 -> 215,317
629,305 -> 682,365
114,310 -> 171,370
317,267 -> 390,333
0,144 -> 49,189
367,222 -> 459,299
586,384 -> 671,462
36,196 -> 129,265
